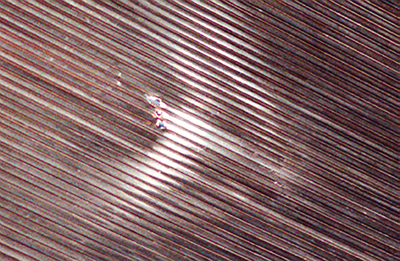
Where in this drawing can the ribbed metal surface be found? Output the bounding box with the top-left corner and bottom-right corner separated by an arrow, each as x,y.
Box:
0,0 -> 399,260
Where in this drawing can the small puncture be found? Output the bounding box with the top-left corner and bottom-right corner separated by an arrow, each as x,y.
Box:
152,108 -> 169,121
146,94 -> 169,130
145,95 -> 167,109
153,109 -> 169,131
156,119 -> 167,130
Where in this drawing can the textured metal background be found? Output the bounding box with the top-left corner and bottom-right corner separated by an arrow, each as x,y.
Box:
0,0 -> 399,260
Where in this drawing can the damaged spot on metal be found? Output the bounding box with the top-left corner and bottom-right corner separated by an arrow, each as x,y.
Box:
0,0 -> 399,260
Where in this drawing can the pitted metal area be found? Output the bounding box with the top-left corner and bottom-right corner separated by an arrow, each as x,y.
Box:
0,0 -> 399,260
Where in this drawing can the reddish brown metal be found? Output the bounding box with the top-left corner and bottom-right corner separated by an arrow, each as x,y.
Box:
0,0 -> 399,260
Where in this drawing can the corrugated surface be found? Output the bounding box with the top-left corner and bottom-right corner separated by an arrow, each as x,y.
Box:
0,0 -> 399,260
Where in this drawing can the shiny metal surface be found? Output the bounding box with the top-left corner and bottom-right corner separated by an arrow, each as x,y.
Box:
0,0 -> 399,260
